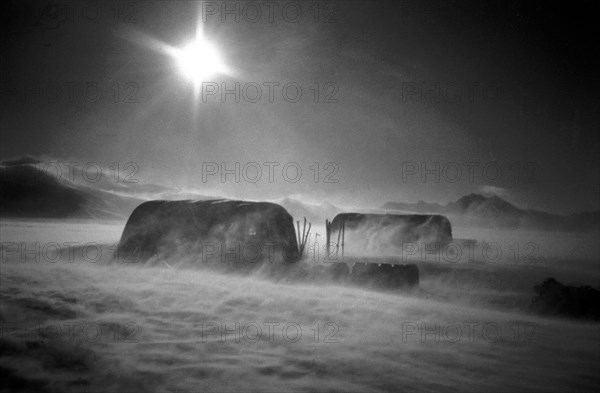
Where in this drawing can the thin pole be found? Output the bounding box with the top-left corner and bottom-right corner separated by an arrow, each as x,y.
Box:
296,220 -> 301,255
300,217 -> 307,257
336,221 -> 342,256
341,221 -> 345,262
303,223 -> 312,252
325,219 -> 330,255
302,217 -> 307,250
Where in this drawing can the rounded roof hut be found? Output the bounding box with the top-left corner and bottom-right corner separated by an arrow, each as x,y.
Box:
328,213 -> 452,257
117,199 -> 299,265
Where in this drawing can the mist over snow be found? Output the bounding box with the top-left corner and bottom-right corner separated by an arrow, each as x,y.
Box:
2,0 -> 599,392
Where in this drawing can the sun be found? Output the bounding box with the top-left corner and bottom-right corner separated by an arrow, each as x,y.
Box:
174,38 -> 228,84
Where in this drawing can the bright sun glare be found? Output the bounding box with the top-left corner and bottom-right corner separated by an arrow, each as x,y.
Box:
175,38 -> 228,84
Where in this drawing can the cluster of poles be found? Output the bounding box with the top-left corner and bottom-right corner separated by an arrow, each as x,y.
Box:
325,219 -> 345,260
296,217 -> 311,258
296,217 -> 346,260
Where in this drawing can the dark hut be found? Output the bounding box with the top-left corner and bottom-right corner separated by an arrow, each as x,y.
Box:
117,199 -> 299,265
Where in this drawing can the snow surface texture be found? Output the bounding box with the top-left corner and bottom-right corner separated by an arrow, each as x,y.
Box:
1,220 -> 598,392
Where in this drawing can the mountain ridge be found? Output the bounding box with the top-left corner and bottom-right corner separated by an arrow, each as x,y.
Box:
383,193 -> 599,232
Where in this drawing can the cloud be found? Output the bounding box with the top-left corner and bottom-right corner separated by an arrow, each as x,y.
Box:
478,185 -> 510,199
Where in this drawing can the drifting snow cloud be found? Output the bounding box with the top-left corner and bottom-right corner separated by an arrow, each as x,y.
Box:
478,185 -> 510,199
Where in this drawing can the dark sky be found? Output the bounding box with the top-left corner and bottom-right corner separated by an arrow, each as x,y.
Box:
2,0 -> 599,213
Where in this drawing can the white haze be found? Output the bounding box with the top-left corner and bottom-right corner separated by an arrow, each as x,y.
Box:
1,219 -> 599,392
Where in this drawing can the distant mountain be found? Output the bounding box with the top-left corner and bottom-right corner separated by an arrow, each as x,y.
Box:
1,156 -> 41,167
4,155 -> 597,232
382,200 -> 445,214
0,158 -> 329,221
0,161 -> 144,219
383,193 -> 599,232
